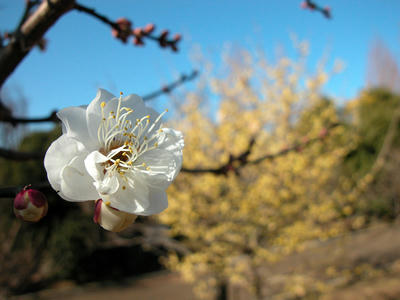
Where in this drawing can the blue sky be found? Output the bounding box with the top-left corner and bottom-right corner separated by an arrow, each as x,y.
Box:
0,0 -> 399,124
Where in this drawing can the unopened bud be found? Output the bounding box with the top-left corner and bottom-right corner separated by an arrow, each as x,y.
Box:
112,18 -> 132,43
173,34 -> 182,42
14,188 -> 48,222
93,199 -> 137,232
143,23 -> 155,34
133,27 -> 143,37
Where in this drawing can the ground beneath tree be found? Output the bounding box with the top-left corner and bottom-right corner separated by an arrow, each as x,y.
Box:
11,221 -> 400,300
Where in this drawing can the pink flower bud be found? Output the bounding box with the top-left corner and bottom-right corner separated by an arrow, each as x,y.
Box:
133,27 -> 143,37
301,1 -> 309,9
143,23 -> 155,34
93,199 -> 137,232
112,18 -> 132,43
173,34 -> 182,42
14,188 -> 48,222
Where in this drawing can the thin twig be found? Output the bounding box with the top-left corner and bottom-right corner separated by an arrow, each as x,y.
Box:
182,123 -> 339,175
74,2 -> 181,51
143,70 -> 198,101
0,148 -> 43,161
0,71 -> 198,125
302,0 -> 332,19
0,182 -> 51,198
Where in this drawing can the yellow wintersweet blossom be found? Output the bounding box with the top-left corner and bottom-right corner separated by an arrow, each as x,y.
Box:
160,45 -> 354,299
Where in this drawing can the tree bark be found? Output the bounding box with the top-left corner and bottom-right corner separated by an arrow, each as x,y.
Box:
216,280 -> 228,300
0,0 -> 75,88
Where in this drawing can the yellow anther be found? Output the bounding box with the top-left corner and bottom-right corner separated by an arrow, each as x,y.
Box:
120,91 -> 123,95
112,116 -> 116,119
127,161 -> 132,165
110,111 -> 114,114
115,159 -> 121,165
142,163 -> 146,167
145,115 -> 150,118
105,201 -> 111,206
144,136 -> 148,140
146,167 -> 151,171
100,102 -> 106,108
165,108 -> 169,112
102,118 -> 106,121
154,142 -> 158,147
122,186 -> 126,190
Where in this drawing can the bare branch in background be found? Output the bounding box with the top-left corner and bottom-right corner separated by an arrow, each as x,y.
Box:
0,70 -> 198,125
0,147 -> 43,161
0,0 -> 76,88
0,123 -> 338,198
182,123 -> 339,176
74,2 -> 182,51
0,182 -> 50,198
143,70 -> 198,101
301,0 -> 332,19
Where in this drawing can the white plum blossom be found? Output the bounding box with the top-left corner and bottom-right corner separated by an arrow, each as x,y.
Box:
44,89 -> 184,217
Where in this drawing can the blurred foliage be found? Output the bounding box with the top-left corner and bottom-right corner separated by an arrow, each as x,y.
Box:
0,43 -> 399,300
343,88 -> 400,178
343,88 -> 400,220
0,126 -> 101,295
159,43 -> 363,299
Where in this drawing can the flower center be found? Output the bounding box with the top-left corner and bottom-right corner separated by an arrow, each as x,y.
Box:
97,93 -> 167,176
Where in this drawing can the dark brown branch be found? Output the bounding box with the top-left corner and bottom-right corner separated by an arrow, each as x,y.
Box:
142,70 -> 198,101
0,0 -> 75,88
0,70 -> 198,125
74,2 -> 181,51
0,148 -> 44,161
16,1 -> 41,32
0,182 -> 50,198
73,3 -> 117,30
181,137 -> 256,176
0,110 -> 58,126
182,123 -> 339,175
302,0 -> 332,19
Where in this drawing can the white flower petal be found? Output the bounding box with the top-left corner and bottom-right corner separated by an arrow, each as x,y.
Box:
84,151 -> 108,182
139,188 -> 168,216
57,106 -> 96,149
106,93 -> 147,125
97,174 -> 120,195
157,128 -> 185,159
60,155 -> 98,201
44,135 -> 85,191
86,89 -> 116,141
135,149 -> 181,189
104,176 -> 149,214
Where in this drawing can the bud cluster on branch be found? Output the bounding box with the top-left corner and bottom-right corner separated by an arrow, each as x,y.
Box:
74,3 -> 182,51
301,0 -> 331,19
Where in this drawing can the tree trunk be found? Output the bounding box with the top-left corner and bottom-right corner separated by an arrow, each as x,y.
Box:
0,0 -> 75,88
216,280 -> 228,300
